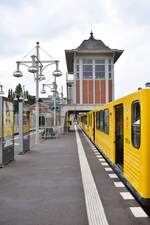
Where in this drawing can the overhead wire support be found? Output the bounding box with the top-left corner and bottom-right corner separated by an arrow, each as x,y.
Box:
40,46 -> 55,60
20,47 -> 36,61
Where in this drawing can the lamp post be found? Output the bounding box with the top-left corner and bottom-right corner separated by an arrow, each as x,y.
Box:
13,42 -> 62,144
41,74 -> 61,131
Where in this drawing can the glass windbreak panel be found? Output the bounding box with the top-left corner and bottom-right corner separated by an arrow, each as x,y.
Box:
95,65 -> 105,79
104,109 -> 109,134
131,101 -> 141,149
83,65 -> 93,79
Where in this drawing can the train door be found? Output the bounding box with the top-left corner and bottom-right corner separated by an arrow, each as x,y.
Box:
115,104 -> 124,170
93,112 -> 95,141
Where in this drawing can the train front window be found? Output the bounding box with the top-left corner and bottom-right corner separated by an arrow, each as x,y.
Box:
131,101 -> 141,149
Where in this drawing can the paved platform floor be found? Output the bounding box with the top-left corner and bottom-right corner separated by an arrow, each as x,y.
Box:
0,126 -> 149,225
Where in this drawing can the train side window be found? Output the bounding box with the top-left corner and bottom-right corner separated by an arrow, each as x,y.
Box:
104,109 -> 109,134
90,114 -> 92,126
88,114 -> 90,126
131,100 -> 141,149
89,114 -> 92,126
85,116 -> 87,125
81,115 -> 87,125
96,112 -> 100,129
100,110 -> 104,131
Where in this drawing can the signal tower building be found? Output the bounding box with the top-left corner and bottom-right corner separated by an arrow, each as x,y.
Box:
65,32 -> 123,105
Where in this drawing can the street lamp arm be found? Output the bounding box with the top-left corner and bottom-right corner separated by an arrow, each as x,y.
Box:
40,60 -> 57,64
16,60 -> 59,72
19,63 -> 30,68
17,60 -> 32,64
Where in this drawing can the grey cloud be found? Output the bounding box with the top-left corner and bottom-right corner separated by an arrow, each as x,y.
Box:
115,0 -> 150,26
0,0 -> 107,57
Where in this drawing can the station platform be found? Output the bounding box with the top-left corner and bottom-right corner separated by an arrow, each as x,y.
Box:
0,126 -> 150,225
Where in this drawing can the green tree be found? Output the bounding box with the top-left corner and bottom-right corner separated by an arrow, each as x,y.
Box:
8,88 -> 13,100
15,83 -> 22,98
7,83 -> 36,113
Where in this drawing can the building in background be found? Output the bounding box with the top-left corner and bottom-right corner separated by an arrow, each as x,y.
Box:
65,32 -> 123,105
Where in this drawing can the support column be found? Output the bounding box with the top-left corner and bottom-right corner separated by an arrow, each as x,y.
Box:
19,101 -> 23,153
35,42 -> 40,144
80,58 -> 83,104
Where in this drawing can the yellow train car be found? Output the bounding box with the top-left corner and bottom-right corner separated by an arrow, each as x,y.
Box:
80,88 -> 150,206
86,111 -> 97,141
78,113 -> 88,133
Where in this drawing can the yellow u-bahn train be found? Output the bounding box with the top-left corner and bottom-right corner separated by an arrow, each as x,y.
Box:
79,88 -> 150,206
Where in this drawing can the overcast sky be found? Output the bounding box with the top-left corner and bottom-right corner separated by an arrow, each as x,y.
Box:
0,0 -> 150,99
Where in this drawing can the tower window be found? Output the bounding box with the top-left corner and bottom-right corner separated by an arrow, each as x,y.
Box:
76,64 -> 79,79
95,59 -> 105,64
83,65 -> 93,79
95,59 -> 105,79
109,60 -> 112,79
83,59 -> 92,64
95,65 -> 105,79
82,59 -> 93,79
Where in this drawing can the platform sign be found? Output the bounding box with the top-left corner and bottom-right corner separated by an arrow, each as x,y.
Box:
0,97 -> 14,166
23,110 -> 30,153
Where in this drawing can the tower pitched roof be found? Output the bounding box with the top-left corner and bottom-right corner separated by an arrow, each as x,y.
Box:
75,31 -> 110,51
65,32 -> 123,74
